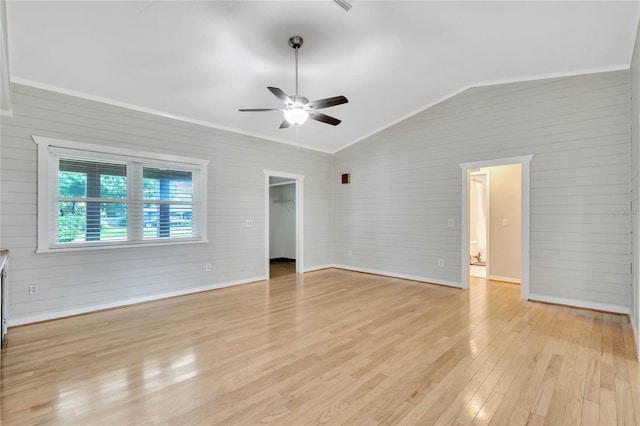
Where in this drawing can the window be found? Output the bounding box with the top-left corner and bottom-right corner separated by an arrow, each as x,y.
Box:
34,136 -> 208,252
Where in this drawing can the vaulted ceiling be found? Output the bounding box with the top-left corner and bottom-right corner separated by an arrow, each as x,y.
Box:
4,1 -> 639,153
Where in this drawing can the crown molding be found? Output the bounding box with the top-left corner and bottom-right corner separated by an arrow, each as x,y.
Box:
9,77 -> 334,155
332,64 -> 630,154
10,64 -> 630,156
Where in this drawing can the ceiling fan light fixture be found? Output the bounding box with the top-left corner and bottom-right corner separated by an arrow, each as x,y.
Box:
283,108 -> 309,126
239,35 -> 348,128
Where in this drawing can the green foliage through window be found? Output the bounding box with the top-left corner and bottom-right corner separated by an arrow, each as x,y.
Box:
57,158 -> 129,243
54,156 -> 198,245
37,136 -> 207,251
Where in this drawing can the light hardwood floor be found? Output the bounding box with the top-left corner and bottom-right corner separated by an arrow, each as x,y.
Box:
1,269 -> 638,425
269,259 -> 296,279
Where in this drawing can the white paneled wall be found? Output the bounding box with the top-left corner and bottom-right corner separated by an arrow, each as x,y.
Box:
0,84 -> 332,324
333,71 -> 631,311
0,70 -> 636,326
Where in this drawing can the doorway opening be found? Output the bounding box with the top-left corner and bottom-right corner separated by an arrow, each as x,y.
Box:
460,155 -> 533,300
269,178 -> 296,278
469,170 -> 489,279
264,171 -> 304,279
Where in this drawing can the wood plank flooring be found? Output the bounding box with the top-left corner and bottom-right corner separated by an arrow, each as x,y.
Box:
0,268 -> 638,425
269,259 -> 296,279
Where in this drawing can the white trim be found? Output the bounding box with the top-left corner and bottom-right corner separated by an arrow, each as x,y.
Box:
488,275 -> 521,284
284,262 -> 512,289
303,264 -> 334,273
470,65 -> 629,89
629,313 -> 640,361
528,293 -> 630,315
1,251 -> 8,340
486,171 -> 492,278
35,239 -> 208,254
33,135 -> 209,167
264,170 -> 304,278
264,170 -> 305,181
460,155 -> 533,300
11,67 -> 629,156
36,136 -> 51,252
632,315 -> 639,361
333,65 -> 630,153
331,264 -> 462,289
0,0 -> 12,117
8,275 -> 266,327
269,181 -> 296,187
13,78 -> 333,155
33,135 -> 209,252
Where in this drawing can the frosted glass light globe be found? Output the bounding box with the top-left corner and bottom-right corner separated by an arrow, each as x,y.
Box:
283,107 -> 309,126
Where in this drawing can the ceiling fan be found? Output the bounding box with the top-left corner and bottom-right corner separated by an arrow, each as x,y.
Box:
239,35 -> 348,129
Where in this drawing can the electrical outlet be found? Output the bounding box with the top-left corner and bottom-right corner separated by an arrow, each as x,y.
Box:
205,263 -> 212,272
29,284 -> 39,295
245,219 -> 253,227
348,250 -> 353,256
438,259 -> 445,267
448,218 -> 454,228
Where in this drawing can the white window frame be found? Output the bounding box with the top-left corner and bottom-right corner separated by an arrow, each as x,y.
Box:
33,136 -> 209,253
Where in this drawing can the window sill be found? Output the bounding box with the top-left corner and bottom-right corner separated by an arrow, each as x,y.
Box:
36,238 -> 209,254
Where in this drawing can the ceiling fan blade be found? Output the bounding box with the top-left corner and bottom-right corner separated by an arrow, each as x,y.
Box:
309,111 -> 342,126
279,119 -> 292,129
306,95 -> 348,110
335,0 -> 352,10
238,108 -> 280,112
267,87 -> 293,104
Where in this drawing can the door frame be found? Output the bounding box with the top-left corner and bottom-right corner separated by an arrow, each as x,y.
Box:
459,155 -> 533,299
264,170 -> 304,278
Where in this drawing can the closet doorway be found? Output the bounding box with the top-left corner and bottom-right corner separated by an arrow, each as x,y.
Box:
264,171 -> 304,279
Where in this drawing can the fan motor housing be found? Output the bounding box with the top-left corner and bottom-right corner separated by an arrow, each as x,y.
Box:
290,96 -> 309,106
288,36 -> 303,49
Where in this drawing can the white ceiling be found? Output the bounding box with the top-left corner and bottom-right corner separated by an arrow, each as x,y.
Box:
5,1 -> 640,153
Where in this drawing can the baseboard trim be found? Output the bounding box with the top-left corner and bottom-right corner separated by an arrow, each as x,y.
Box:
8,275 -> 266,327
632,314 -> 639,361
303,264 -> 335,273
528,293 -> 629,315
489,275 -> 521,284
331,264 -> 462,289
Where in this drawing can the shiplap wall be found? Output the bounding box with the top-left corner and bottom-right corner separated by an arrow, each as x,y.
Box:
630,22 -> 640,353
0,72 -> 634,324
0,84 -> 332,324
333,71 -> 631,310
